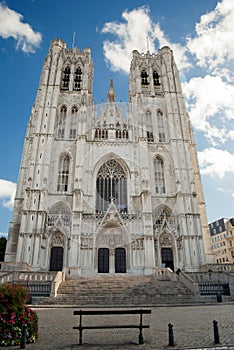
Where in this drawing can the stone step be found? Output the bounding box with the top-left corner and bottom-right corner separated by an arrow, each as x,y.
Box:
48,274 -> 197,306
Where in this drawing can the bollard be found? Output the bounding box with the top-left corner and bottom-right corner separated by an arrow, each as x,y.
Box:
168,323 -> 174,346
213,320 -> 220,344
20,324 -> 27,349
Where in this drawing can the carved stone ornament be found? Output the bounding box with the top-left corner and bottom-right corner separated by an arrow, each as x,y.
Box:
51,231 -> 64,247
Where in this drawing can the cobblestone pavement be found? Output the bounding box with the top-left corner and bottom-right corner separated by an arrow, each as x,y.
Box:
3,303 -> 234,350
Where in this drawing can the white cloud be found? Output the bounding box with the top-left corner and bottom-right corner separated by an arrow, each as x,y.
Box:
217,187 -> 234,198
0,179 -> 16,209
182,75 -> 234,144
197,148 -> 234,178
101,6 -> 190,74
0,232 -> 8,238
0,3 -> 42,53
187,0 -> 234,68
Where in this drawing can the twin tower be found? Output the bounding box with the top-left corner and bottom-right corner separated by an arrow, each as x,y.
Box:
4,38 -> 214,275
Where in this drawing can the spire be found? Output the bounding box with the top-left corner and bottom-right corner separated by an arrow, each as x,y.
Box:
107,78 -> 116,103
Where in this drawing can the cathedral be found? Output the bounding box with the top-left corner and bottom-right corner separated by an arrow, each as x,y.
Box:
4,38 -> 214,275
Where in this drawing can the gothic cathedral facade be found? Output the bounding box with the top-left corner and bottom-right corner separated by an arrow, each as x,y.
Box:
4,38 -> 214,275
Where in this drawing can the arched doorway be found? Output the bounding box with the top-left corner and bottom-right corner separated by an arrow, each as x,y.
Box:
161,248 -> 174,271
115,248 -> 126,273
98,248 -> 109,273
49,247 -> 64,271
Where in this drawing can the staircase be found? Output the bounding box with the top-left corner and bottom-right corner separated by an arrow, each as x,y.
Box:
47,274 -> 198,306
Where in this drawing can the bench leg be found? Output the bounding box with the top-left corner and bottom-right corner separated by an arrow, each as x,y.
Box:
139,327 -> 144,345
79,328 -> 82,345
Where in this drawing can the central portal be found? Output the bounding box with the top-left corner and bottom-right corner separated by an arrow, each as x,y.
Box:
115,248 -> 126,273
98,247 -> 126,273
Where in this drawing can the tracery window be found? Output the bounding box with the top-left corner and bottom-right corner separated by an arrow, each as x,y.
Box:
116,129 -> 129,139
69,105 -> 78,139
57,154 -> 70,192
154,156 -> 166,194
146,110 -> 154,142
157,111 -> 165,142
73,66 -> 82,91
141,69 -> 149,85
153,71 -> 160,86
96,159 -> 127,213
57,105 -> 67,139
48,205 -> 71,227
61,66 -> 71,90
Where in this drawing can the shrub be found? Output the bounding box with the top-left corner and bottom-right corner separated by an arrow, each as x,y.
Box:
0,283 -> 38,346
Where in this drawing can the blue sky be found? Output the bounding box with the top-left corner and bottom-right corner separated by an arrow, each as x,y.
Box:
0,0 -> 234,236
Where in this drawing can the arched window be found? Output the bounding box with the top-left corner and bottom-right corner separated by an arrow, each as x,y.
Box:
70,106 -> 78,139
153,71 -> 160,86
61,66 -> 71,90
146,110 -> 154,142
57,154 -> 70,192
96,159 -> 127,213
157,111 -> 165,142
141,69 -> 149,85
154,156 -> 166,194
73,66 -> 82,91
57,105 -> 67,139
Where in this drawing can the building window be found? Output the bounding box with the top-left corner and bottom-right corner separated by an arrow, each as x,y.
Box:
153,71 -> 160,86
73,67 -> 82,91
61,66 -> 71,90
154,156 -> 166,194
57,154 -> 70,192
146,110 -> 154,142
96,159 -> 127,213
157,111 -> 165,142
56,105 -> 67,139
116,129 -> 129,139
69,129 -> 76,139
141,69 -> 149,85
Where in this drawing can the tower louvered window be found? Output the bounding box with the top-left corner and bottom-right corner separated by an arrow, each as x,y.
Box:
73,67 -> 82,91
96,159 -> 127,213
61,66 -> 71,90
154,156 -> 166,194
141,69 -> 149,85
153,71 -> 160,86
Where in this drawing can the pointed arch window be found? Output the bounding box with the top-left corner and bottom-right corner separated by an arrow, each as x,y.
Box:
146,110 -> 154,142
141,69 -> 149,85
96,159 -> 127,213
73,66 -> 82,91
57,105 -> 67,139
70,105 -> 78,139
61,66 -> 71,90
57,154 -> 70,192
154,156 -> 166,194
153,71 -> 160,86
157,111 -> 165,142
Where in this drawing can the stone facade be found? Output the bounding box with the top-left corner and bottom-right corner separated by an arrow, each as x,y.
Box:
4,38 -> 214,275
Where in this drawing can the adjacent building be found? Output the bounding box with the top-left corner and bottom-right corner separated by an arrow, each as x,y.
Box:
4,38 -> 214,275
209,218 -> 234,264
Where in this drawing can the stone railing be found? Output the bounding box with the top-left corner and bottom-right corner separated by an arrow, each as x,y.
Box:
199,263 -> 234,272
177,270 -> 200,296
0,270 -> 56,285
0,262 -> 31,271
50,271 -> 66,297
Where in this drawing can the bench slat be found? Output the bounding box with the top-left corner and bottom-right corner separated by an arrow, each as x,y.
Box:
73,309 -> 151,316
73,325 -> 150,330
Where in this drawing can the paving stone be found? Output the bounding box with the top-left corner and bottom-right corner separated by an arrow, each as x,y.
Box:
2,303 -> 234,350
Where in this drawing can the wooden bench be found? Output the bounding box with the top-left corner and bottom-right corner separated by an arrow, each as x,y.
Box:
73,309 -> 151,345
